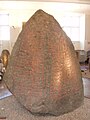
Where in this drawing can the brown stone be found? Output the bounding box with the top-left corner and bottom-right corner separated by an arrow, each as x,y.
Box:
3,9 -> 84,116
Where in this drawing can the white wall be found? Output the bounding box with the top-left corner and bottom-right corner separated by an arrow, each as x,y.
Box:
85,14 -> 90,51
0,1 -> 90,53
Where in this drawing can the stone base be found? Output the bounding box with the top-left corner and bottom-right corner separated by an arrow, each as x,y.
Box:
0,96 -> 90,120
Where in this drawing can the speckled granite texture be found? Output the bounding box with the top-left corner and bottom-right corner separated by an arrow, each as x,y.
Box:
3,9 -> 84,116
0,96 -> 90,120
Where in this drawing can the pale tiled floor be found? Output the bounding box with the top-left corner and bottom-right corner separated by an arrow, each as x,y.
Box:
81,68 -> 90,98
0,81 -> 12,100
82,77 -> 90,98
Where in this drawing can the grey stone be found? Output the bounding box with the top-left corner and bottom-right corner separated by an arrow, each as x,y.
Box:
3,9 -> 84,116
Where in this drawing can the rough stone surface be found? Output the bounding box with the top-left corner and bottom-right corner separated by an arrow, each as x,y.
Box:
3,9 -> 84,116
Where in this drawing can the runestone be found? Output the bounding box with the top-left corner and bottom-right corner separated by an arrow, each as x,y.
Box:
3,9 -> 84,116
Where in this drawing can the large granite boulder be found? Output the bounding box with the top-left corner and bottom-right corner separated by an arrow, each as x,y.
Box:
3,9 -> 84,116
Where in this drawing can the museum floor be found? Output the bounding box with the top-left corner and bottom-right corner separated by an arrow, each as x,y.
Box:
0,67 -> 90,120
